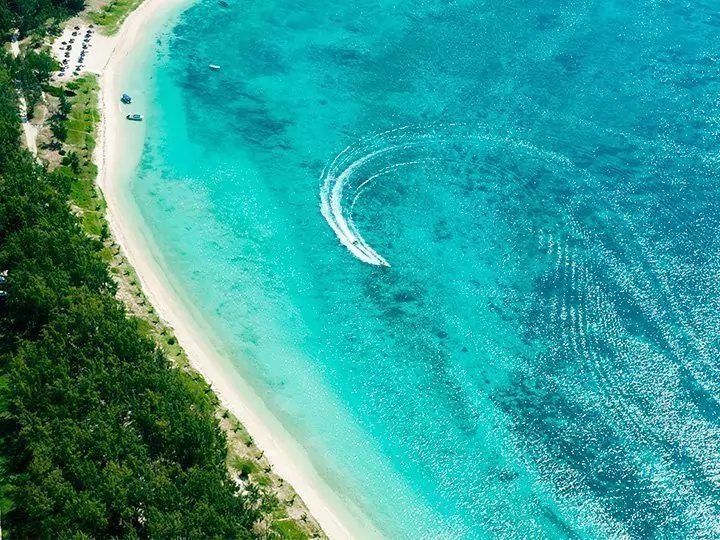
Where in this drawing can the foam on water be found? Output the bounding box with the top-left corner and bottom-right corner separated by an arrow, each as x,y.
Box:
320,124 -> 584,268
320,145 -> 394,266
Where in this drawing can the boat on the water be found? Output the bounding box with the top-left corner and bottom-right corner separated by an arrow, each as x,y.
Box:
121,93 -> 132,104
126,113 -> 144,121
209,64 -> 221,70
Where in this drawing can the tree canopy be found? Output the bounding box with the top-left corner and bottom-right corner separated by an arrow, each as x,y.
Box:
0,0 -> 85,36
0,28 -> 269,540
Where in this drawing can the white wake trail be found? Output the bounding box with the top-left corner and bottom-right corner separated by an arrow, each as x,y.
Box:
320,147 -> 396,267
319,124 -> 536,268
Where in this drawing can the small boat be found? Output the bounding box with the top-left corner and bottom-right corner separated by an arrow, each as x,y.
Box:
121,93 -> 132,104
126,113 -> 144,121
209,64 -> 221,70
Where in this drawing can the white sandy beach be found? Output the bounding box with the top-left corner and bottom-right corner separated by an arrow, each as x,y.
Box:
94,1 -> 383,539
51,23 -> 112,81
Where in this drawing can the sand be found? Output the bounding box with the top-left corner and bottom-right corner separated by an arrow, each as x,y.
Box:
50,24 -> 112,81
9,30 -> 39,156
94,2 -> 383,539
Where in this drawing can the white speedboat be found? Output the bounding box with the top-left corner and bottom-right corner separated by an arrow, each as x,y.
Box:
209,64 -> 221,70
126,113 -> 144,121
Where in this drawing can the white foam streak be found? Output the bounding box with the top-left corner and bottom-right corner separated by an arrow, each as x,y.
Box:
320,146 -> 395,267
318,124 -> 545,268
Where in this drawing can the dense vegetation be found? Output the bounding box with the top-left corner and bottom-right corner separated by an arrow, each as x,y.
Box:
3,48 -> 58,119
0,0 -> 84,36
0,0 -> 141,37
0,49 -> 270,540
89,0 -> 145,35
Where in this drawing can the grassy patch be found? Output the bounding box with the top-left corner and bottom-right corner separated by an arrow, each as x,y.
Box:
89,0 -> 146,35
100,246 -> 115,263
230,457 -> 259,477
59,75 -> 107,237
255,474 -> 272,487
135,317 -> 154,338
272,519 -> 310,539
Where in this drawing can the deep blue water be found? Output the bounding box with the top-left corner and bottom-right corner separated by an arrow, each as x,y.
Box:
127,0 -> 720,536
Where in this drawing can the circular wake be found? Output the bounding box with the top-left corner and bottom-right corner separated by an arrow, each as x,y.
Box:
320,145 -> 395,267
319,126 -> 423,267
319,125 -> 468,267
319,124 -> 573,267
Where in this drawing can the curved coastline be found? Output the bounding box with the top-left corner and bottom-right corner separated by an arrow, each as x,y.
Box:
94,1 -> 383,538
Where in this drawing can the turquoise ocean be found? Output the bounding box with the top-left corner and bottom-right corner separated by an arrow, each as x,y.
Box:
122,0 -> 720,536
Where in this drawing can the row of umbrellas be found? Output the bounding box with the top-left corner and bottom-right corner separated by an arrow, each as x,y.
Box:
57,25 -> 95,77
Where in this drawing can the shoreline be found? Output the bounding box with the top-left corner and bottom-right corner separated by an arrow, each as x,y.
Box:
93,1 -> 382,539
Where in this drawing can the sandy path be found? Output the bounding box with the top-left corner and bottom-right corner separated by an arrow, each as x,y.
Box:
10,30 -> 38,157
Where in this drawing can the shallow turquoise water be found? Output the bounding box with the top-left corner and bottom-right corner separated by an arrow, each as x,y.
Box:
127,0 -> 720,536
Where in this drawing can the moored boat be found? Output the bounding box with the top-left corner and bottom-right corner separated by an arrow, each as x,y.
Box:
126,113 -> 144,121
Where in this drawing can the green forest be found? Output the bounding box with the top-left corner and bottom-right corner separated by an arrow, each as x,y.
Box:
0,0 -> 85,36
0,4 -> 279,538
